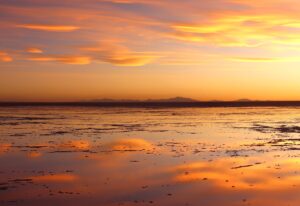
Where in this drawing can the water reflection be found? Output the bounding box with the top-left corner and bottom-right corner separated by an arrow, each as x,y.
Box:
0,143 -> 11,154
32,174 -> 78,182
173,158 -> 300,190
0,107 -> 300,205
27,151 -> 42,158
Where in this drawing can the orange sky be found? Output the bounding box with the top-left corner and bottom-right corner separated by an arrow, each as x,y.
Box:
1,0 -> 300,101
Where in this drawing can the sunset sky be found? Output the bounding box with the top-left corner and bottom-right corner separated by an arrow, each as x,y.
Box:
1,0 -> 300,101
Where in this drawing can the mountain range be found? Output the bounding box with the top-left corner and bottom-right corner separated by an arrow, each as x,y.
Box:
89,97 -> 254,103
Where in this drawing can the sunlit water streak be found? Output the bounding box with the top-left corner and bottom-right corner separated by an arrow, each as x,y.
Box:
0,107 -> 300,206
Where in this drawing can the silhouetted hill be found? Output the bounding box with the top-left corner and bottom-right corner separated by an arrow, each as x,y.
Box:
89,97 -> 198,103
145,97 -> 197,102
235,99 -> 253,102
89,98 -> 137,102
2,101 -> 300,108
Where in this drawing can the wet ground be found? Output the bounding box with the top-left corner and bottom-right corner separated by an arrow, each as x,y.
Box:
0,106 -> 300,206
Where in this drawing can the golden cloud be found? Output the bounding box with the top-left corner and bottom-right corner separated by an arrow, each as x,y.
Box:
0,52 -> 13,62
26,47 -> 43,54
230,57 -> 279,62
27,55 -> 91,65
82,43 -> 159,66
17,24 -> 80,32
26,52 -> 154,66
170,12 -> 300,47
3,0 -> 300,68
230,56 -> 300,62
102,54 -> 157,66
23,41 -> 157,66
102,0 -> 164,5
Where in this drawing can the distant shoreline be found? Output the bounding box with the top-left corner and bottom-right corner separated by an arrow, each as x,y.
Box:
1,101 -> 300,108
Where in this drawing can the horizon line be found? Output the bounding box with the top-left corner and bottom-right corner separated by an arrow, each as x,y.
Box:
1,100 -> 300,108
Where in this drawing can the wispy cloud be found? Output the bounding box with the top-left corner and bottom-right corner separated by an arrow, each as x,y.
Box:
230,56 -> 300,62
169,12 -> 300,47
2,0 -> 300,101
2,0 -> 300,67
0,51 -> 12,62
27,55 -> 91,65
16,24 -> 80,32
101,54 -> 157,66
82,42 -> 159,66
26,47 -> 43,53
230,57 -> 279,62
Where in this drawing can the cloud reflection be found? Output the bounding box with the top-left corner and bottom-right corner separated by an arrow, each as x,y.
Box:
32,174 -> 78,182
173,157 -> 300,191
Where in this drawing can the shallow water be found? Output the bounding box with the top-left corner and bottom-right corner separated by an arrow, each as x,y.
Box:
0,106 -> 300,206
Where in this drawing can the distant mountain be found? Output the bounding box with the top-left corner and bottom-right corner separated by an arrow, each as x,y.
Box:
89,98 -> 137,102
234,99 -> 253,102
88,97 -> 256,103
145,97 -> 198,102
89,97 -> 198,103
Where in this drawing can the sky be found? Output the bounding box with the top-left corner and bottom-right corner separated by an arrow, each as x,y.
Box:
1,0 -> 300,101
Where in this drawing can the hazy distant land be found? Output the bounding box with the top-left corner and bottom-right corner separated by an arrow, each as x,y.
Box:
1,97 -> 300,107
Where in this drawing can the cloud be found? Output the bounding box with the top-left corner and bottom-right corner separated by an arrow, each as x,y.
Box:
102,0 -> 166,5
16,24 -> 80,32
0,51 -> 13,62
169,11 -> 300,47
82,43 -> 159,66
230,57 -> 279,62
26,47 -> 43,53
101,53 -> 156,66
2,0 -> 300,69
26,51 -> 155,66
172,24 -> 230,34
27,55 -> 91,65
229,56 -> 300,62
24,42 -> 158,66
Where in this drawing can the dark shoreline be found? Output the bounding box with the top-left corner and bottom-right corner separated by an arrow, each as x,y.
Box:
1,101 -> 300,108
